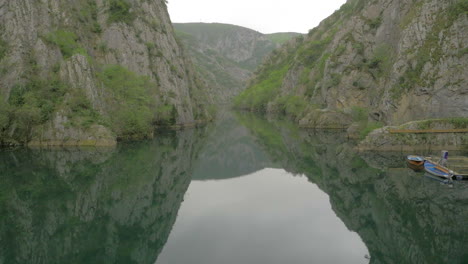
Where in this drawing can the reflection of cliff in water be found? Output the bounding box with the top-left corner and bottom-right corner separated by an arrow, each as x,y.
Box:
0,128 -> 208,264
192,111 -> 276,181
238,113 -> 468,264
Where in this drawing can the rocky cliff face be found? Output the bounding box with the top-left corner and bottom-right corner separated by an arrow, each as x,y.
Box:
0,0 -> 213,146
236,0 -> 467,127
174,23 -> 299,104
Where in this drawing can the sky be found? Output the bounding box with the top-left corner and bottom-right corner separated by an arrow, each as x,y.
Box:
168,0 -> 347,34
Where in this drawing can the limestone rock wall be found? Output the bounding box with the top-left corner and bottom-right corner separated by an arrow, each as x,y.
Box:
240,0 -> 467,126
0,0 -> 212,146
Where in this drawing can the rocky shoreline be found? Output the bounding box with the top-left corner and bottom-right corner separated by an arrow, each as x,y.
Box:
357,119 -> 468,151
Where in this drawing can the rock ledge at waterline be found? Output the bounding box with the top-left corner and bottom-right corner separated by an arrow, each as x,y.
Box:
357,119 -> 468,151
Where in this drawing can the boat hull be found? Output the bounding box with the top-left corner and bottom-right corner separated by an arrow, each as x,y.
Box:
424,160 -> 452,179
406,155 -> 424,171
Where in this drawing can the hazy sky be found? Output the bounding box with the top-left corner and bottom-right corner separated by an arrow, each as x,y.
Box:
168,0 -> 347,34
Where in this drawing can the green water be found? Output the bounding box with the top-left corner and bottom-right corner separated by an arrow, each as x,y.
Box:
1,112 -> 467,264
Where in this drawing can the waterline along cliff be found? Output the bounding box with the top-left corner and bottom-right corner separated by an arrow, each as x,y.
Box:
237,113 -> 468,264
235,0 -> 467,131
0,0 -> 213,147
0,128 -> 207,263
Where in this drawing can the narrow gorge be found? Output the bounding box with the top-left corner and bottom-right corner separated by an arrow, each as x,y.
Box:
174,23 -> 300,104
1,1 -> 468,263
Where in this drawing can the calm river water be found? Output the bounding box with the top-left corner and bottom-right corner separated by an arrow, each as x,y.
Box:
1,112 -> 467,264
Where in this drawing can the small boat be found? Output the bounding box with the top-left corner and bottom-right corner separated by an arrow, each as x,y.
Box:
424,160 -> 454,180
406,155 -> 425,171
407,151 -> 468,180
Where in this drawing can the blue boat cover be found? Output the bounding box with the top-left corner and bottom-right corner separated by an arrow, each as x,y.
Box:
424,161 -> 450,178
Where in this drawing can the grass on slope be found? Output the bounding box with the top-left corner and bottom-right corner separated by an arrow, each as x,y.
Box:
266,32 -> 303,44
234,64 -> 289,112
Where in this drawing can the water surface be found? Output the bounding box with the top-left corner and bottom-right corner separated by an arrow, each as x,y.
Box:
1,112 -> 467,264
157,169 -> 368,264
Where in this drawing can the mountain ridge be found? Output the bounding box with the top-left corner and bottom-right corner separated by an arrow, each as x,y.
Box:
174,22 -> 300,104
235,0 -> 467,129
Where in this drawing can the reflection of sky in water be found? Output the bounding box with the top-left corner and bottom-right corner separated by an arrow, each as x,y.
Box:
156,168 -> 369,264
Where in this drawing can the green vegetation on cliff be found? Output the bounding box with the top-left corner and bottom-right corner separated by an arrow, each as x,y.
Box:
234,26 -> 337,117
108,0 -> 135,24
0,70 -> 109,145
98,65 -> 155,139
266,33 -> 303,44
234,0 -> 467,130
45,30 -> 87,58
1,74 -> 68,144
234,64 -> 289,112
78,0 -> 101,33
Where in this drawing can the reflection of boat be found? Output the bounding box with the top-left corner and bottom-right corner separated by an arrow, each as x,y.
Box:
454,173 -> 468,180
423,173 -> 454,184
406,155 -> 425,171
